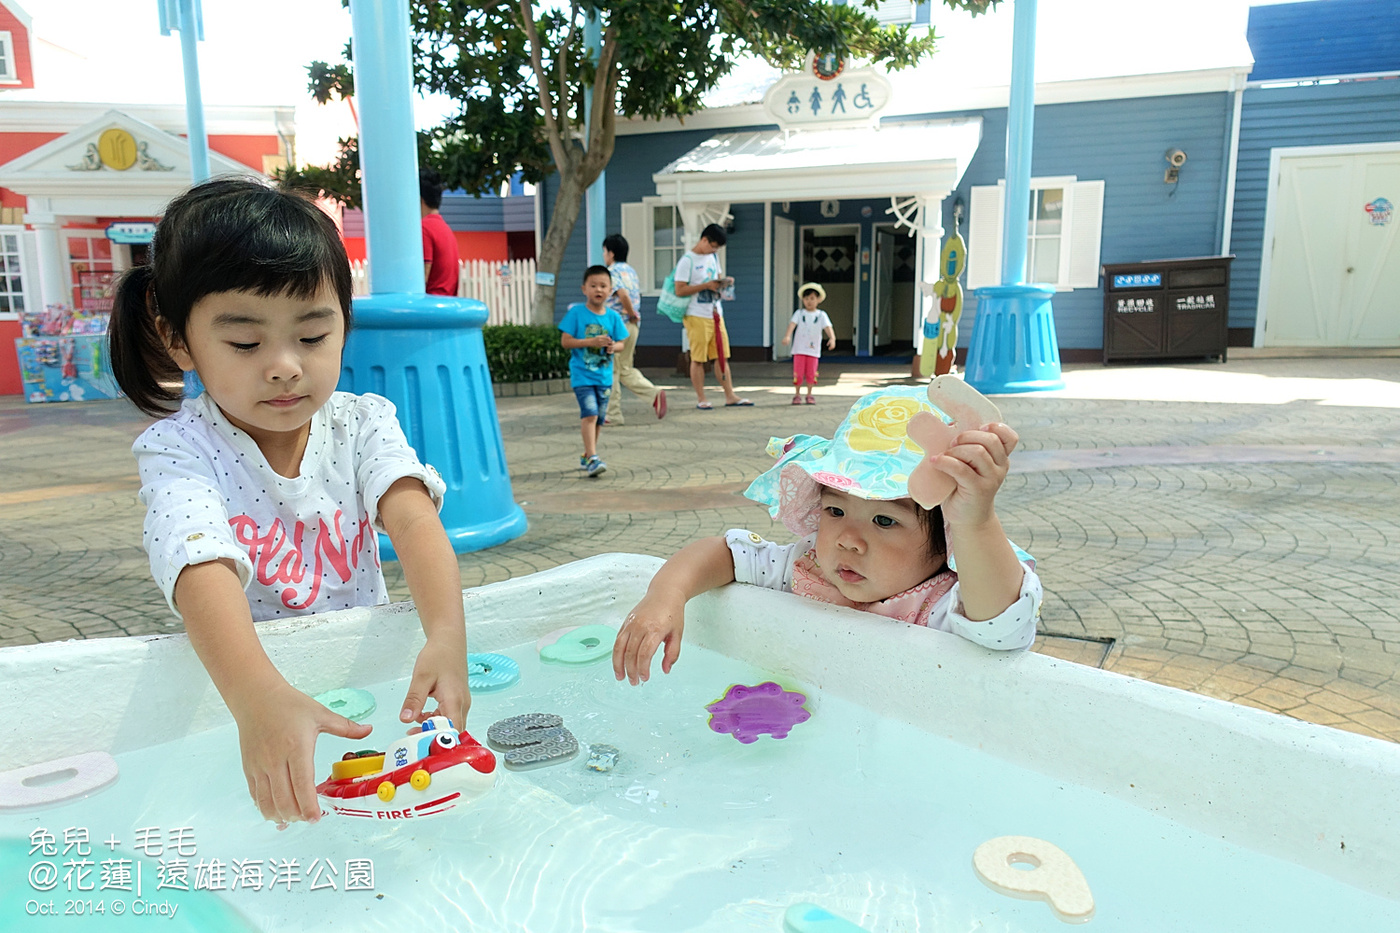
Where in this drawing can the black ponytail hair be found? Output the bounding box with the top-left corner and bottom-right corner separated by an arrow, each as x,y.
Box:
108,177 -> 352,417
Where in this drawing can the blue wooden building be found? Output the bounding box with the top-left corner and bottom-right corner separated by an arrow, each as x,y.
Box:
538,0 -> 1400,363
1228,0 -> 1400,348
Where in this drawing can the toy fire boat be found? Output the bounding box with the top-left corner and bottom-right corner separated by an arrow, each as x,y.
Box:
316,715 -> 498,820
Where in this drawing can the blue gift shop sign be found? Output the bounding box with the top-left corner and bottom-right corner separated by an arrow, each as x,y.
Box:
105,221 -> 157,244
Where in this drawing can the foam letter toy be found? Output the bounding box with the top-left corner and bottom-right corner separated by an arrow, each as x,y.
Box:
972,835 -> 1095,924
0,752 -> 118,810
905,375 -> 1003,509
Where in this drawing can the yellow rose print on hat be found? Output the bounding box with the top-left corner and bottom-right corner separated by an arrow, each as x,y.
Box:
845,395 -> 931,454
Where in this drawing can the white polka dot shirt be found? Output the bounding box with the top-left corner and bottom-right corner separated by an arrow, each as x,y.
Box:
134,391 -> 446,622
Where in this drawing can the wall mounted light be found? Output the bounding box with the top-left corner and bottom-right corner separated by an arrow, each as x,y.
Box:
1164,148 -> 1187,184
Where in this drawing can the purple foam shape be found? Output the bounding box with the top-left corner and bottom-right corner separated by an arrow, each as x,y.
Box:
705,681 -> 811,743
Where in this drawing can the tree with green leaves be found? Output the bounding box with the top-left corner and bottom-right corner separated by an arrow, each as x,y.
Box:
279,0 -> 998,321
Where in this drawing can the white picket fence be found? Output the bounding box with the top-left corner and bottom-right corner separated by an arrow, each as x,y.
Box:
349,257 -> 536,325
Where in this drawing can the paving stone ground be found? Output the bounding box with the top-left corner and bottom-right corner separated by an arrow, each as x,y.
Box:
3,353 -> 1398,742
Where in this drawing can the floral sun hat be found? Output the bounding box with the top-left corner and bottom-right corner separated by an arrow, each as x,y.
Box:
744,381 -> 1001,536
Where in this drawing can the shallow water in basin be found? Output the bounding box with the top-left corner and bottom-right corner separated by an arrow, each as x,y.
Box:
2,641 -> 1394,931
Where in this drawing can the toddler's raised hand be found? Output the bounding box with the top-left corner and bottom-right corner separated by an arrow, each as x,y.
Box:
613,590 -> 686,685
933,422 -> 1019,527
235,683 -> 372,827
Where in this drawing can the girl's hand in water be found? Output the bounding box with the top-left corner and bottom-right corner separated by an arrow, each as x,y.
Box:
234,683 -> 372,828
932,422 -> 1019,528
613,590 -> 686,685
400,635 -> 471,729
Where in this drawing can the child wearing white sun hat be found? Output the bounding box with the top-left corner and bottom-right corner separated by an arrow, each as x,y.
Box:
612,379 -> 1042,685
781,282 -> 837,404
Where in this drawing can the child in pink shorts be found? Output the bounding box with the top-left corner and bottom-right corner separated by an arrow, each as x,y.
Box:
781,283 -> 836,405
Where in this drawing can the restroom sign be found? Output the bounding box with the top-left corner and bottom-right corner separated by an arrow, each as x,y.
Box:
1365,197 -> 1393,225
763,53 -> 891,130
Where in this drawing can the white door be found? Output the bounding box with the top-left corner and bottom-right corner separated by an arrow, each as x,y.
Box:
873,227 -> 896,348
1264,148 -> 1400,346
772,216 -> 796,360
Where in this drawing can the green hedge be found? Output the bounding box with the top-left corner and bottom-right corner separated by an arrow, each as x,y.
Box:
482,324 -> 570,383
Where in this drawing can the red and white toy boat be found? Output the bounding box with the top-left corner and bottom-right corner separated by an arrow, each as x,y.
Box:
316,715 -> 498,820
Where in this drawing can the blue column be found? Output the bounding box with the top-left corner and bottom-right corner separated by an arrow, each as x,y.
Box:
583,8 -> 606,265
963,0 -> 1064,394
1000,0 -> 1036,287
159,0 -> 210,184
350,0 -> 423,294
340,0 -> 527,556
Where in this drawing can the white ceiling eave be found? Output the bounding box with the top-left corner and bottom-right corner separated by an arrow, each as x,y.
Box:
653,161 -> 963,202
651,119 -> 982,202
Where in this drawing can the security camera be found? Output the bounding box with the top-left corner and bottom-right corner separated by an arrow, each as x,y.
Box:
1165,148 -> 1187,167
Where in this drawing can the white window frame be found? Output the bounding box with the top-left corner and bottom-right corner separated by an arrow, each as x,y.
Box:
0,32 -> 17,84
622,200 -> 727,296
0,225 -> 29,320
965,176 -> 1105,291
63,230 -> 117,311
871,1 -> 918,25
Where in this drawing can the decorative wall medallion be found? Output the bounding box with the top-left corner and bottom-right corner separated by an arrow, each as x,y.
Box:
812,52 -> 844,80
98,129 -> 138,170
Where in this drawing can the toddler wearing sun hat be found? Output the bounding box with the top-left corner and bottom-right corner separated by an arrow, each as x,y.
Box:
781,282 -> 837,405
611,383 -> 1042,686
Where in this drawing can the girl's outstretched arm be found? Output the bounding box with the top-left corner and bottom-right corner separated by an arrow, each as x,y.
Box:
378,477 -> 470,729
174,559 -> 372,827
613,536 -> 736,685
934,422 -> 1026,621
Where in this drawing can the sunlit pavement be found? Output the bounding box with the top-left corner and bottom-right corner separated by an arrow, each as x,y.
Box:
4,351 -> 1399,742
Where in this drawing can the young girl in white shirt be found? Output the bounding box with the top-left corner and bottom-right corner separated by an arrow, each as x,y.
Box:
613,384 -> 1042,684
108,178 -> 469,828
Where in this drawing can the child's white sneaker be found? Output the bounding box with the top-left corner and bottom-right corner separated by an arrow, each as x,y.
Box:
585,456 -> 607,477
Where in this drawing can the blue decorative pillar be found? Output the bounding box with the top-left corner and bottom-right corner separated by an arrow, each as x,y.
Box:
583,7 -> 606,265
963,0 -> 1064,394
338,0 -> 527,556
158,0 -> 211,184
160,0 -> 209,400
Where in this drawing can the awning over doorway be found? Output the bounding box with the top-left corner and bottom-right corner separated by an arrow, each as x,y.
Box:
651,117 -> 982,203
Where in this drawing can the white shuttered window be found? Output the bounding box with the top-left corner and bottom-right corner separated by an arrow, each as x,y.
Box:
965,178 -> 1105,290
620,201 -> 727,296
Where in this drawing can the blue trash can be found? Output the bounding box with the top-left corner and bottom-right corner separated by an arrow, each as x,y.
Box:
338,292 -> 527,558
963,283 -> 1065,394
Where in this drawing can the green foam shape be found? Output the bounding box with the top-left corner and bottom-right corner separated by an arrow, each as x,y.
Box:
313,687 -> 377,722
539,624 -> 617,664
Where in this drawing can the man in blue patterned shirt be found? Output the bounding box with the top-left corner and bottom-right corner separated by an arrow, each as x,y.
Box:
603,234 -> 668,423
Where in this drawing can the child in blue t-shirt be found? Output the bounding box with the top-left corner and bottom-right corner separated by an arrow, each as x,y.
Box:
559,265 -> 629,476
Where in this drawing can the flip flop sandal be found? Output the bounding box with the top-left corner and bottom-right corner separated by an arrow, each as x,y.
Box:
696,402 -> 714,410
791,397 -> 803,405
725,399 -> 754,407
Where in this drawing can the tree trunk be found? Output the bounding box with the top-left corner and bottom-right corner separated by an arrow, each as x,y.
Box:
530,168 -> 589,325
